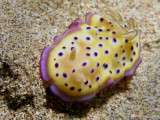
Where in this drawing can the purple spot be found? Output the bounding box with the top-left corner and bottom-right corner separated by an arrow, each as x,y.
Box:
113,38 -> 117,43
84,80 -> 89,85
122,56 -> 126,60
98,43 -> 103,47
131,46 -> 134,51
72,69 -> 75,73
136,42 -> 138,47
133,51 -> 136,56
109,22 -> 112,24
95,33 -> 98,35
97,62 -> 100,67
100,18 -> 104,22
86,53 -> 90,56
105,37 -> 109,40
99,36 -> 103,40
109,70 -> 112,74
105,50 -> 109,54
130,58 -> 133,62
71,42 -> 74,44
116,69 -> 120,74
103,63 -> 108,69
112,31 -> 116,34
125,39 -> 128,43
95,26 -> 98,28
123,63 -> 125,66
74,36 -> 78,40
86,27 -> 91,30
56,73 -> 59,77
71,47 -> 74,51
89,85 -> 92,88
78,88 -> 82,92
96,76 -> 100,82
86,37 -> 90,41
86,47 -> 91,50
58,52 -> 63,56
62,46 -> 66,49
118,61 -> 120,64
63,73 -> 67,78
55,62 -> 59,68
82,62 -> 87,66
70,87 -> 75,90
94,52 -> 98,57
90,69 -> 94,73
64,83 -> 68,86
98,29 -> 103,32
115,53 -> 118,57
122,50 -> 125,53
107,29 -> 110,32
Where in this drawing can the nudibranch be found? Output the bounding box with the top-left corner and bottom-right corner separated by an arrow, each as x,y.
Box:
40,9 -> 142,102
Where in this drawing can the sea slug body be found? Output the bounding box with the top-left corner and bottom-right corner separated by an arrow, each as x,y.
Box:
40,9 -> 142,102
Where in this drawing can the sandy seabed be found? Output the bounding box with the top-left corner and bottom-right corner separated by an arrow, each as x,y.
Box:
0,0 -> 160,119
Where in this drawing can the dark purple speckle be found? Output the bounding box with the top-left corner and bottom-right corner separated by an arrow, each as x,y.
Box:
105,37 -> 109,40
96,76 -> 100,82
107,29 -> 110,32
97,62 -> 100,67
113,38 -> 117,43
55,62 -> 59,68
98,43 -> 103,47
123,63 -> 126,66
98,29 -> 103,32
122,56 -> 126,60
64,83 -> 68,86
84,80 -> 89,85
94,52 -> 98,57
115,53 -> 118,57
100,18 -> 104,22
99,36 -> 103,40
71,47 -> 74,51
62,46 -> 66,49
70,86 -> 75,90
63,73 -> 67,78
122,50 -> 125,53
86,37 -> 90,41
78,88 -> 82,92
91,69 -> 94,73
133,51 -> 136,56
116,69 -> 120,74
58,52 -> 63,56
86,27 -> 91,30
112,31 -> 116,34
130,58 -> 133,62
109,70 -> 112,74
71,42 -> 74,44
103,63 -> 108,69
131,46 -> 134,51
136,42 -> 138,47
105,50 -> 109,54
82,62 -> 87,66
125,39 -> 128,43
86,53 -> 90,56
89,85 -> 92,88
86,47 -> 91,50
56,73 -> 59,77
72,69 -> 75,73
74,36 -> 78,40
